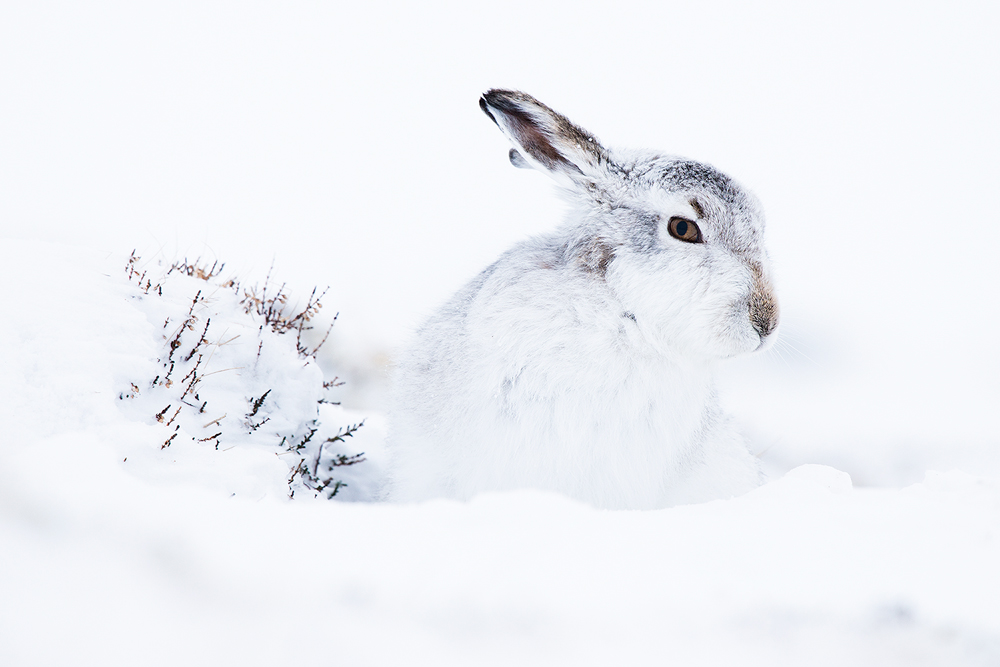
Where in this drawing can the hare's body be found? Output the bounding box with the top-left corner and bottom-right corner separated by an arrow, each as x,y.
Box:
385,91 -> 778,509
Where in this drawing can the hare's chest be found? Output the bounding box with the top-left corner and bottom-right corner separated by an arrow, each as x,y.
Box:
465,371 -> 715,509
492,354 -> 712,454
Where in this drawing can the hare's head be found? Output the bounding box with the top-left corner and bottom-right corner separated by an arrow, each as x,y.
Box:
481,89 -> 779,360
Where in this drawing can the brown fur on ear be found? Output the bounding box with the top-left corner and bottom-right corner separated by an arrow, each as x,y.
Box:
481,89 -> 606,177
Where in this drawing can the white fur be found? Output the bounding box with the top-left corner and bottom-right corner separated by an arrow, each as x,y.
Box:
384,91 -> 778,509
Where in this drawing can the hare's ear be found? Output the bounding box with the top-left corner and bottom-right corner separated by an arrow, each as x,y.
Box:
480,89 -> 607,188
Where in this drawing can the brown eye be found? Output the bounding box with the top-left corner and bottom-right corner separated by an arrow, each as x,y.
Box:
667,216 -> 703,244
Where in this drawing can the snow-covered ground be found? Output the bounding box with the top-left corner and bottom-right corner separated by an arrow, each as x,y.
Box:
2,2 -> 999,664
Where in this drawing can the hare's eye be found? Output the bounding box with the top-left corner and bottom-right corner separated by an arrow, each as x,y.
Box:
667,217 -> 703,244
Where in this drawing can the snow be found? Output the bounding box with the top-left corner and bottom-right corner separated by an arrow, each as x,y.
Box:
2,1 -> 1000,664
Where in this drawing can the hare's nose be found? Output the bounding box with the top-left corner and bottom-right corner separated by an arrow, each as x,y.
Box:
749,290 -> 779,340
747,261 -> 778,341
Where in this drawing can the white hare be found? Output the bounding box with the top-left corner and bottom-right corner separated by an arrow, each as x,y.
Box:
384,90 -> 779,510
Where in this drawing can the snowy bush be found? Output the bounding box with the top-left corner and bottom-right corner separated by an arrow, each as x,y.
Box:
119,253 -> 365,498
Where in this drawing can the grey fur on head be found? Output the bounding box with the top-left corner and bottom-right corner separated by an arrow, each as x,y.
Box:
384,89 -> 779,509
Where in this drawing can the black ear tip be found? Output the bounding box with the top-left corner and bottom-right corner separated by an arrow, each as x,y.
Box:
479,96 -> 498,126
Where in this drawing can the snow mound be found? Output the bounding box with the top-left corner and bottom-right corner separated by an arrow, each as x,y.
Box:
116,252 -> 381,500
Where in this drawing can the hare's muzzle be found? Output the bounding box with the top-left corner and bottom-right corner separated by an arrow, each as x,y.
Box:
748,265 -> 779,343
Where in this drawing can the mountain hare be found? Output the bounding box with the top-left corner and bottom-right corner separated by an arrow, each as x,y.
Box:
384,90 -> 779,509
